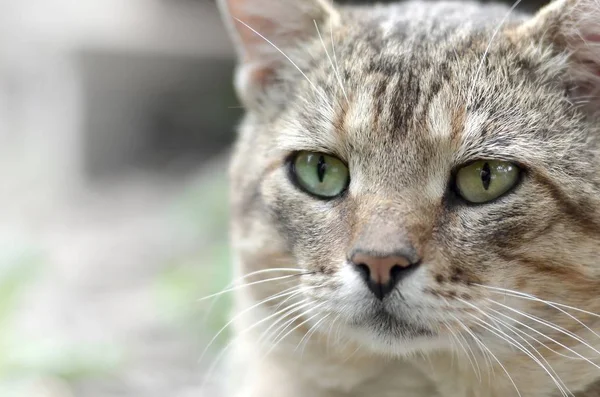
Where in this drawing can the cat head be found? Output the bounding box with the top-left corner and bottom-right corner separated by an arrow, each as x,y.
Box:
219,0 -> 600,361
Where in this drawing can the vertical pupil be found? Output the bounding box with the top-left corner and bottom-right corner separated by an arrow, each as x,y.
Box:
317,155 -> 327,183
480,162 -> 491,190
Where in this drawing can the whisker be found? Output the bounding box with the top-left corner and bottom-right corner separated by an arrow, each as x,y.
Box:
273,285 -> 320,312
486,298 -> 600,359
326,313 -> 342,356
330,23 -> 347,100
457,315 -> 493,380
226,267 -> 307,286
441,296 -> 492,378
477,284 -> 600,339
457,316 -> 495,379
222,301 -> 323,393
467,0 -> 524,103
443,322 -> 458,370
476,284 -> 600,319
485,299 -> 600,367
492,310 -> 586,361
314,20 -> 349,102
200,268 -> 307,323
457,298 -> 572,397
267,302 -> 322,348
198,272 -> 309,302
199,286 -> 305,365
199,297 -> 309,393
444,320 -> 482,381
482,310 -> 574,397
341,343 -> 363,364
258,299 -> 317,346
449,313 -> 523,397
296,313 -> 331,356
265,302 -> 327,358
234,18 -> 329,103
469,314 -> 570,397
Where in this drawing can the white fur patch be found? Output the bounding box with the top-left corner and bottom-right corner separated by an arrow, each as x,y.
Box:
427,96 -> 454,140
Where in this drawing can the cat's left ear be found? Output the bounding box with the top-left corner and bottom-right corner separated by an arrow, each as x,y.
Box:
217,0 -> 338,107
517,0 -> 600,110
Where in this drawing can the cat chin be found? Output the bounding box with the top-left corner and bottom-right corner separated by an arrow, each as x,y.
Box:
342,324 -> 450,357
334,309 -> 448,356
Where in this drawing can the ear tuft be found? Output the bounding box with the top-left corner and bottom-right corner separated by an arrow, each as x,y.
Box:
521,0 -> 600,111
217,0 -> 337,107
561,0 -> 600,104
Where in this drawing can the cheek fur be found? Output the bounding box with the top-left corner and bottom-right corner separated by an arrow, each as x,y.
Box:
262,170 -> 354,273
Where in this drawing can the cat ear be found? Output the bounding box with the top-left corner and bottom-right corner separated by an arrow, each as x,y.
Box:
518,0 -> 600,110
217,0 -> 338,106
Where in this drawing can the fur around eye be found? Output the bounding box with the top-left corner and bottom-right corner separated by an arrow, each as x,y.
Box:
289,151 -> 350,199
455,160 -> 520,203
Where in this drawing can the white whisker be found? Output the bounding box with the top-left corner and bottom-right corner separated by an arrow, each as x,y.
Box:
477,284 -> 600,339
201,268 -> 305,323
199,273 -> 307,302
467,0 -> 524,103
326,313 -> 342,356
258,299 -> 316,346
199,297 -> 309,393
469,314 -> 570,397
199,286 -> 305,365
268,302 -> 321,347
266,302 -> 327,357
275,285 -> 321,313
486,298 -> 600,359
234,18 -> 328,103
483,310 -> 574,397
314,20 -> 349,102
457,298 -> 572,397
341,343 -> 363,364
450,313 -> 523,397
296,313 -> 330,356
445,319 -> 482,381
444,322 -> 458,370
492,309 -> 587,361
330,23 -> 347,99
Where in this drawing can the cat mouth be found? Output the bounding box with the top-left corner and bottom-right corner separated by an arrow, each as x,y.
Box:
352,305 -> 434,340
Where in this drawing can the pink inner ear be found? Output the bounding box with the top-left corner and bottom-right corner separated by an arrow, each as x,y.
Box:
246,64 -> 276,86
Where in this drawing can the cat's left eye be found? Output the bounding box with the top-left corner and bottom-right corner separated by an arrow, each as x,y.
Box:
455,160 -> 520,204
290,151 -> 350,199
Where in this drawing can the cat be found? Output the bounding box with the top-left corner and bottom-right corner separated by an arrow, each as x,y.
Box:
213,0 -> 600,395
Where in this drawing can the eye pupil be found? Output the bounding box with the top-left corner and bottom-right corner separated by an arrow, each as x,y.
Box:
291,151 -> 349,199
455,159 -> 519,204
317,155 -> 327,182
480,162 -> 491,191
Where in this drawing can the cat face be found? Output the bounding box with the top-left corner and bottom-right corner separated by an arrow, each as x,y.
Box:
221,0 -> 600,356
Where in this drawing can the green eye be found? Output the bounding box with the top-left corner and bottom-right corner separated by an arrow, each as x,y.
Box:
455,160 -> 520,203
291,151 -> 350,198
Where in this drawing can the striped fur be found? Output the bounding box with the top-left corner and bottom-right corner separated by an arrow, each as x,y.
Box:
218,0 -> 600,395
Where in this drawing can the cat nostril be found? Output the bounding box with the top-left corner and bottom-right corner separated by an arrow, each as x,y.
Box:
390,265 -> 403,282
355,263 -> 371,282
349,251 -> 421,300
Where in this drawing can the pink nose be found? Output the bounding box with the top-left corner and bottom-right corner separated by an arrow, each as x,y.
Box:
350,251 -> 420,300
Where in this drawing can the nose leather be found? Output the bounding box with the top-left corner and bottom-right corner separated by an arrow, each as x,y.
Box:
350,250 -> 421,300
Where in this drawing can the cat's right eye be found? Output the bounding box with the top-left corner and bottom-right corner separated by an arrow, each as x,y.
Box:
455,160 -> 520,204
290,151 -> 350,199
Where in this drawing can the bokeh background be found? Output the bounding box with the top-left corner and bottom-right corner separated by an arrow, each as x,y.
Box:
0,0 -> 549,396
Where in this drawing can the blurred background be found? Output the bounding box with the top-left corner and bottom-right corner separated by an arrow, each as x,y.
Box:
0,0 -> 549,396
